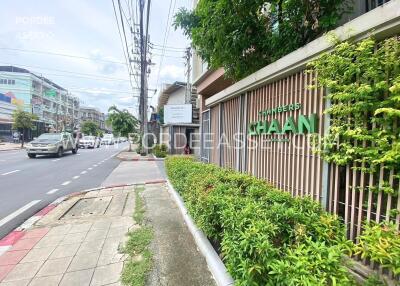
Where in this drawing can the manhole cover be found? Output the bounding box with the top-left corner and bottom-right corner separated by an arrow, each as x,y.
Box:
61,196 -> 113,219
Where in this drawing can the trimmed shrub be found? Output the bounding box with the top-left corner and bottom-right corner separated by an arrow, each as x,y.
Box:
153,144 -> 168,158
165,156 -> 355,286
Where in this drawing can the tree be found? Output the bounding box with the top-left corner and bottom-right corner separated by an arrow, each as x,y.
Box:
174,0 -> 351,80
107,105 -> 139,151
12,109 -> 38,148
81,121 -> 99,136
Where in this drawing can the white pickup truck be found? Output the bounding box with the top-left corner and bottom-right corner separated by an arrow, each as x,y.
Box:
25,132 -> 78,158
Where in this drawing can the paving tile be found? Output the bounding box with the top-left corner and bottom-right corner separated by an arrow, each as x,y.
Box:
46,225 -> 72,237
90,262 -> 123,286
110,218 -> 133,229
76,240 -> 104,255
9,238 -> 41,251
84,230 -> 108,242
68,252 -> 100,272
106,227 -> 128,239
96,253 -> 126,266
0,279 -> 30,286
59,232 -> 87,245
21,228 -> 49,240
68,223 -> 92,234
60,268 -> 94,286
101,237 -> 122,255
36,257 -> 72,277
90,221 -> 111,231
0,265 -> 15,282
2,262 -> 43,282
29,275 -> 62,286
20,246 -> 56,263
33,235 -> 63,249
0,250 -> 28,266
49,243 -> 80,259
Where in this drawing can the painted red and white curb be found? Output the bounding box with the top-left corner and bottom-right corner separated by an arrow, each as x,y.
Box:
0,180 -> 167,258
0,196 -> 66,257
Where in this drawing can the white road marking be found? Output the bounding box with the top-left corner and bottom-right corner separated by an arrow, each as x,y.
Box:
1,170 -> 20,176
93,164 -> 98,167
80,170 -> 87,174
61,181 -> 71,186
73,175 -> 80,179
46,188 -> 59,195
88,167 -> 93,170
0,200 -> 41,228
52,159 -> 61,162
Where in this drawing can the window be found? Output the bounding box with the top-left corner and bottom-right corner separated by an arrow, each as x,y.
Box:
0,79 -> 16,85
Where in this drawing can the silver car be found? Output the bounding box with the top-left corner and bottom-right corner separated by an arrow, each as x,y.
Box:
25,133 -> 78,158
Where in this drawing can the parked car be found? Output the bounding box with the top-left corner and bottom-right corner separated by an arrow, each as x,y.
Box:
79,136 -> 100,148
102,134 -> 114,145
25,132 -> 78,158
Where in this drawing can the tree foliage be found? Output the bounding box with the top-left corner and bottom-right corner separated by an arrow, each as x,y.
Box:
107,105 -> 139,151
12,109 -> 37,130
174,0 -> 350,80
81,120 -> 99,136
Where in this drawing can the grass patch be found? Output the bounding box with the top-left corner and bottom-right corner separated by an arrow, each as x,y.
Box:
133,185 -> 145,224
121,186 -> 153,286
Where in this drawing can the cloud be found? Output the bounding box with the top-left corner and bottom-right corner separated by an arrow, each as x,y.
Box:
88,49 -> 125,75
160,64 -> 184,80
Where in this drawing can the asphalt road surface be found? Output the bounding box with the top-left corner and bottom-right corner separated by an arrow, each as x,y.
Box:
0,142 -> 128,239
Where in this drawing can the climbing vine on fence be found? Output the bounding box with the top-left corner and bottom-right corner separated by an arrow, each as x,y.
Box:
308,37 -> 400,183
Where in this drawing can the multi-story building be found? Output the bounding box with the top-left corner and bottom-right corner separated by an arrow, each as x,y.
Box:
0,66 -> 80,140
79,106 -> 105,131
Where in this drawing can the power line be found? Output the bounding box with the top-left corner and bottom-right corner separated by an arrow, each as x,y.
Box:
155,0 -> 176,91
0,47 -> 126,65
0,62 -> 132,82
112,0 -> 138,90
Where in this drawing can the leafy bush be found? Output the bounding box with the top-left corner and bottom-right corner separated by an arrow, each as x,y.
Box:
165,156 -> 355,285
152,144 -> 168,158
354,221 -> 400,276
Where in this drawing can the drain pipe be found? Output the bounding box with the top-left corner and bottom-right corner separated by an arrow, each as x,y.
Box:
166,180 -> 235,286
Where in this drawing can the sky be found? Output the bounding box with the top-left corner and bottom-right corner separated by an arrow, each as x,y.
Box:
0,0 -> 192,117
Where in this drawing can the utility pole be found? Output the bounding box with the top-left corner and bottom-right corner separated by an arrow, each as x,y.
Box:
184,47 -> 192,104
138,0 -> 151,154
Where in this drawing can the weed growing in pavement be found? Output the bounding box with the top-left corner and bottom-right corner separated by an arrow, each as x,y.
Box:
121,186 -> 153,286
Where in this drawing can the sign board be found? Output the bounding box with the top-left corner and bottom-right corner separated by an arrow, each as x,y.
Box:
164,104 -> 192,124
248,102 -> 318,142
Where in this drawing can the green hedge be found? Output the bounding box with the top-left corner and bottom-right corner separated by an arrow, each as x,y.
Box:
165,156 -> 355,286
152,144 -> 168,158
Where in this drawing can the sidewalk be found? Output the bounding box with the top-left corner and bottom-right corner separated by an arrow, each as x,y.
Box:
0,155 -> 215,286
0,186 -> 136,286
116,151 -> 163,161
0,143 -> 22,152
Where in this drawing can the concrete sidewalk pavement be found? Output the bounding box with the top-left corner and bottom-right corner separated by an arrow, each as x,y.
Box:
0,156 -> 216,286
0,185 -> 136,286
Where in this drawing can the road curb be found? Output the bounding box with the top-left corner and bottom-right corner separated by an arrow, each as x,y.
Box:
0,180 -> 168,255
165,179 -> 235,286
0,148 -> 23,152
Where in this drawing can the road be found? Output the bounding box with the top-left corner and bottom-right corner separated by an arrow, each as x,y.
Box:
0,143 -> 128,239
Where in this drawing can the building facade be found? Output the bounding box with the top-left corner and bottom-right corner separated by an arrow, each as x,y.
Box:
79,106 -> 106,131
192,0 -> 400,278
0,66 -> 80,140
157,81 -> 200,155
